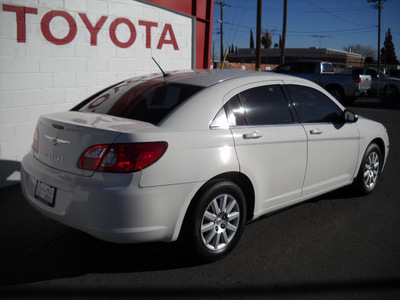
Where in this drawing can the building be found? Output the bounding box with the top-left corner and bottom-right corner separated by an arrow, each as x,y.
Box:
226,47 -> 365,71
0,0 -> 213,164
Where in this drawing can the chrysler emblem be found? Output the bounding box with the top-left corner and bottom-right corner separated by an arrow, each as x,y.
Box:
44,135 -> 71,146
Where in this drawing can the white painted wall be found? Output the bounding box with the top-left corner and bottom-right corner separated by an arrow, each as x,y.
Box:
0,0 -> 193,162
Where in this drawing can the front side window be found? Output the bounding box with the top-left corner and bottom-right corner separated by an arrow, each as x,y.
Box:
287,85 -> 342,123
223,85 -> 293,126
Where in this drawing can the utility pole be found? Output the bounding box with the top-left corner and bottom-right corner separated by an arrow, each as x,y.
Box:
280,0 -> 287,64
212,41 -> 215,66
368,0 -> 386,71
215,1 -> 230,62
256,0 -> 262,70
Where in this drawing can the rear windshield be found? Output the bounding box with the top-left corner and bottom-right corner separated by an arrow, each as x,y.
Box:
74,80 -> 204,125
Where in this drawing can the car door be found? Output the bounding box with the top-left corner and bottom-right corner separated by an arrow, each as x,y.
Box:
225,83 -> 308,216
286,83 -> 360,198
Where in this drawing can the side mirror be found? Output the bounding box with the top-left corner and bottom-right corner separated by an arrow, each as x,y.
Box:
344,110 -> 358,123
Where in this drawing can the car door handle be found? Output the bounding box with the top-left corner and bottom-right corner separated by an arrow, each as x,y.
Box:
243,131 -> 263,139
310,129 -> 323,135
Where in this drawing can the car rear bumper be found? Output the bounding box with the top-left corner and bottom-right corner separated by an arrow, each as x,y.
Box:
21,153 -> 198,244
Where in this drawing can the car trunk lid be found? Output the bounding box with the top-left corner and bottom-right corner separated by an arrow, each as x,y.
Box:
34,111 -> 154,177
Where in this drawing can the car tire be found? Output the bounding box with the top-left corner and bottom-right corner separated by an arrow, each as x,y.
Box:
187,180 -> 247,262
327,86 -> 345,104
354,143 -> 382,195
383,84 -> 399,99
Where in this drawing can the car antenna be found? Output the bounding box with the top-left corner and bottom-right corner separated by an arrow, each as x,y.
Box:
152,57 -> 169,78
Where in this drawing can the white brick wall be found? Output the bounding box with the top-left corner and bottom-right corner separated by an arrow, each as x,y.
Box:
0,0 -> 194,161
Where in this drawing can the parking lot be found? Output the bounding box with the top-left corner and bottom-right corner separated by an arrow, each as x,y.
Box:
1,97 -> 400,299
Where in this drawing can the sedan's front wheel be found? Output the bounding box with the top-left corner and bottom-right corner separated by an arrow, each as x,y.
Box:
188,180 -> 247,262
355,143 -> 382,195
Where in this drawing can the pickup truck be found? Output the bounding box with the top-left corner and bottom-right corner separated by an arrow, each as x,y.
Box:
342,66 -> 400,98
273,60 -> 371,104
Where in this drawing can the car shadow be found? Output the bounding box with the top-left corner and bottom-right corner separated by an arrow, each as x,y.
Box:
0,185 -> 205,287
0,179 -> 389,288
310,185 -> 360,201
0,159 -> 21,188
347,96 -> 400,111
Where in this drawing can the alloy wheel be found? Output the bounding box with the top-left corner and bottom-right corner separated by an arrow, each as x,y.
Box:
363,151 -> 380,189
200,194 -> 240,251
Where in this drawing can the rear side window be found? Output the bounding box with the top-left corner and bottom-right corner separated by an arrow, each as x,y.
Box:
239,85 -> 293,125
224,95 -> 246,126
366,69 -> 379,78
224,85 -> 293,126
75,81 -> 204,125
322,63 -> 334,73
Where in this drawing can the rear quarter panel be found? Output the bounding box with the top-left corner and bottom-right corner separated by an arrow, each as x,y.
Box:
113,128 -> 239,187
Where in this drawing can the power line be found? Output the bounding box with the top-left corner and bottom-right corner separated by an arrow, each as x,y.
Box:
223,20 -> 376,35
225,0 -> 249,50
225,0 -> 239,49
229,4 -> 370,14
288,27 -> 377,34
312,35 -> 332,48
306,0 -> 373,27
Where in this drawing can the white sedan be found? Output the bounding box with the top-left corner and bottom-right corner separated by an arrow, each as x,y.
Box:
21,70 -> 389,261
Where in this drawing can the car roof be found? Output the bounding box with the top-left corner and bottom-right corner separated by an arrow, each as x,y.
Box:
130,69 -> 286,88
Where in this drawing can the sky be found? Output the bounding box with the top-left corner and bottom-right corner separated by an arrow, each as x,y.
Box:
212,0 -> 400,61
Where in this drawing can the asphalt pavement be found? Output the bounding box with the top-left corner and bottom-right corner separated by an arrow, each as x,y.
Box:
1,96 -> 400,299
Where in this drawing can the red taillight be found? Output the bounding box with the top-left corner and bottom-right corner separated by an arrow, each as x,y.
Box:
79,142 -> 168,172
79,145 -> 109,171
353,77 -> 362,83
32,126 -> 39,153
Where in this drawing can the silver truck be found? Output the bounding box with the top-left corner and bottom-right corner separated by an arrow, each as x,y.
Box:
274,60 -> 371,104
342,66 -> 400,98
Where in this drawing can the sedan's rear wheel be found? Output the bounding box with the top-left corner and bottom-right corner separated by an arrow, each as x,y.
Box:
188,180 -> 247,262
355,143 -> 382,195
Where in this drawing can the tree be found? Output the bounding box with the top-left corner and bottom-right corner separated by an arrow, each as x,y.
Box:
250,29 -> 255,49
381,28 -> 399,65
344,44 -> 376,60
365,57 -> 374,64
261,29 -> 272,49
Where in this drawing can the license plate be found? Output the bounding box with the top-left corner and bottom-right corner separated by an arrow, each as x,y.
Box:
35,181 -> 56,207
